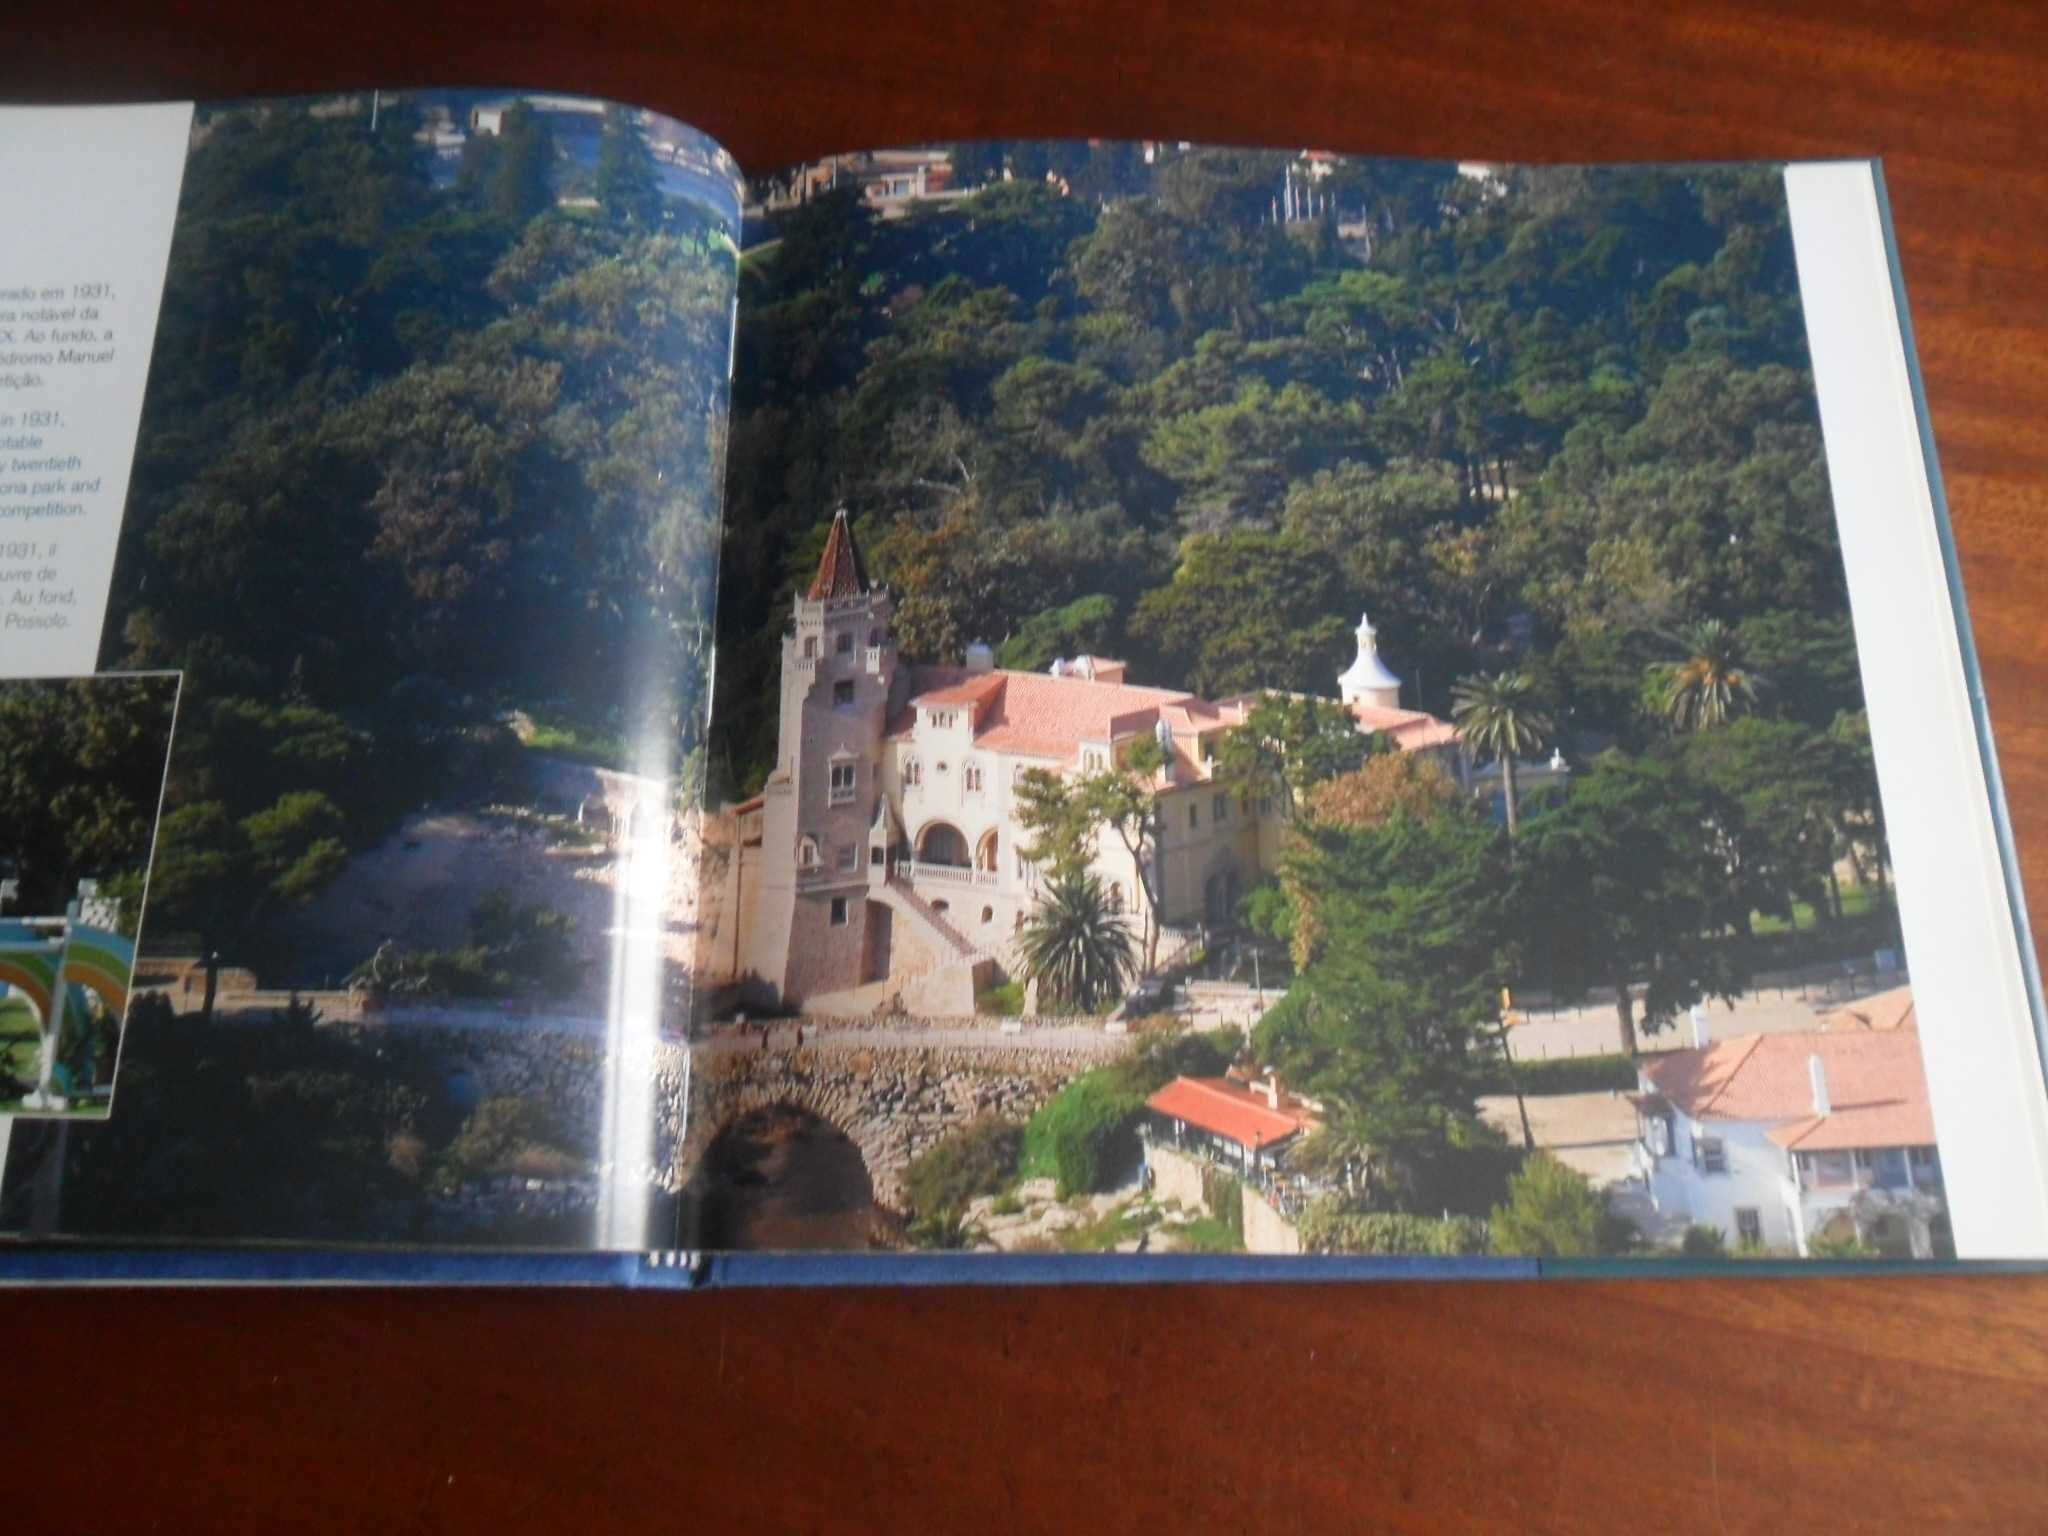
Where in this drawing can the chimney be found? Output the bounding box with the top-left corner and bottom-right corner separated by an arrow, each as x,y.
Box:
1690,1004 -> 1710,1050
1261,1074 -> 1282,1110
1808,1053 -> 1831,1117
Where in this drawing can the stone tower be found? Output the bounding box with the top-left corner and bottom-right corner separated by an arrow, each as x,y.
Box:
742,508 -> 899,1004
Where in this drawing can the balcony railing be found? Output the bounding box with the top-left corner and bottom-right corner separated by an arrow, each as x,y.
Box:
905,860 -> 998,889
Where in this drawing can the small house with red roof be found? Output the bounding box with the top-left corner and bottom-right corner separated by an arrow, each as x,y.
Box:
1146,1073 -> 1319,1174
1630,1003 -> 1947,1256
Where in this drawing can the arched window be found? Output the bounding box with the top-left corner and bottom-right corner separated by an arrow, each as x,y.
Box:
904,756 -> 922,787
836,630 -> 854,654
797,835 -> 819,870
980,905 -> 994,925
964,762 -> 984,792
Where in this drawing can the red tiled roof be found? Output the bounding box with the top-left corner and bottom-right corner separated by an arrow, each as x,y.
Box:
1766,1100 -> 1938,1152
889,665 -> 1203,759
916,674 -> 1006,709
1641,1023 -> 1935,1151
1147,1076 -> 1316,1150
1350,702 -> 1460,752
806,508 -> 870,600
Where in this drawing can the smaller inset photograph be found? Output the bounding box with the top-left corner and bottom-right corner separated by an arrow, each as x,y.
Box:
0,672 -> 181,1118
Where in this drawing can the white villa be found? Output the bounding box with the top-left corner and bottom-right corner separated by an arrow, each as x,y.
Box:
700,508 -> 1474,1014
1629,990 -> 1948,1257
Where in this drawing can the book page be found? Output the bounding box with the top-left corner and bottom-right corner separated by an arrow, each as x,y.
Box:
681,142 -> 2041,1266
0,94 -> 742,1252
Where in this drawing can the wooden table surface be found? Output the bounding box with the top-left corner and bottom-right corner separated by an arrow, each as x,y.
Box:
10,1 -> 2048,1528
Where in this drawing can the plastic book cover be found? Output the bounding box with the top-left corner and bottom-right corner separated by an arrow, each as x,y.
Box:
1,94 -> 2042,1282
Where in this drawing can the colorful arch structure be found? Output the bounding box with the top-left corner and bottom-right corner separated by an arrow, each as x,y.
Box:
0,906 -> 138,1113
62,923 -> 135,1018
0,921 -> 65,1029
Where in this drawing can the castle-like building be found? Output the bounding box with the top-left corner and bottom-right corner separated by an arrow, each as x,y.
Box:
704,509 -> 1465,1014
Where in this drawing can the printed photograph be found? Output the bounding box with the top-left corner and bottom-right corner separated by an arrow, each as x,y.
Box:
0,672 -> 179,1119
1,92 -> 738,1246
682,143 -> 1950,1261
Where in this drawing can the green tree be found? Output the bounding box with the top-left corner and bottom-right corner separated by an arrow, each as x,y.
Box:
1679,718 -> 1836,933
1217,692 -> 1369,820
1489,1153 -> 1626,1257
996,593 -> 1118,673
1451,670 -> 1553,838
595,106 -> 664,228
1073,733 -> 1169,970
146,794 -> 350,1022
1253,805 -> 1512,1206
0,676 -> 181,921
1516,751 -> 1749,1054
902,1116 -> 1024,1220
1658,617 -> 1760,730
1131,532 -> 1351,697
1016,873 -> 1137,1014
1012,768 -> 1099,881
486,103 -> 554,222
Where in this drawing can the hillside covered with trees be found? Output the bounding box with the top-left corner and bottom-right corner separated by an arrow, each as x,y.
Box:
714,148 -> 1858,795
96,97 -> 739,987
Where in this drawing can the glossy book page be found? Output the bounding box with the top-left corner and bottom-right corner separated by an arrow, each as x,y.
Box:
0,93 -> 743,1253
678,145 -> 2048,1267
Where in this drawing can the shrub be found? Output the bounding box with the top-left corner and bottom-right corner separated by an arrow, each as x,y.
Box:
1114,1024 -> 1243,1096
1297,1201 -> 1491,1256
1475,1053 -> 1639,1096
990,1191 -> 1023,1216
1200,1166 -> 1246,1245
902,1117 -> 1023,1218
1020,1070 -> 1146,1197
1175,1214 -> 1246,1254
1488,1153 -> 1632,1257
1681,1224 -> 1728,1258
975,981 -> 1025,1016
908,1207 -> 983,1250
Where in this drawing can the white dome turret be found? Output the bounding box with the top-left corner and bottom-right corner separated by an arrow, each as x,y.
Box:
1337,610 -> 1403,710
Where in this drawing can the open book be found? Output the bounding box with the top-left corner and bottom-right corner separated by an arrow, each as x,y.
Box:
2,93 -> 2043,1283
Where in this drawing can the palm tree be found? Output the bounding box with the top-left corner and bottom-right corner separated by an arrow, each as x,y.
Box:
1451,670 -> 1553,838
1017,873 -> 1138,1015
1661,619 -> 1759,731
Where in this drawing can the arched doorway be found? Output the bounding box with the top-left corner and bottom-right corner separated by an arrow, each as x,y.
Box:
916,821 -> 970,868
1204,863 -> 1243,929
684,1103 -> 882,1250
975,829 -> 999,873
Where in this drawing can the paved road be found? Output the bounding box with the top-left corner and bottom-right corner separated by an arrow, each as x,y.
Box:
1505,971 -> 1909,1061
694,1021 -> 1130,1057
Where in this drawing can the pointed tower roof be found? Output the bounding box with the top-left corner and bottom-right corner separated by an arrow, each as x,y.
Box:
807,507 -> 871,600
1337,611 -> 1403,703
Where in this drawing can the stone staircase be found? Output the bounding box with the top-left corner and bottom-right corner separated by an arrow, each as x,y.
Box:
882,873 -> 979,961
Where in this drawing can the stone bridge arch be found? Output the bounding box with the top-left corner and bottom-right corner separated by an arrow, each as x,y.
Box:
674,1032 -> 1120,1215
678,1062 -> 909,1209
